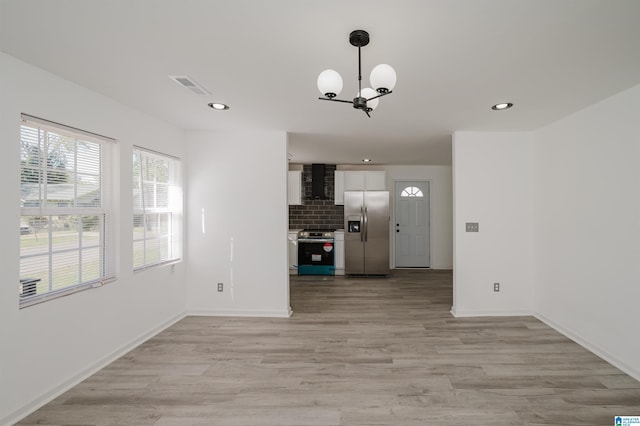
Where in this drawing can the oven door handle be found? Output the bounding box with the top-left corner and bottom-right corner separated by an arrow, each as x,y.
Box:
297,238 -> 335,243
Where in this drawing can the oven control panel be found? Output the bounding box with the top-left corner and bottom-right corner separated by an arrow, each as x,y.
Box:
298,230 -> 335,238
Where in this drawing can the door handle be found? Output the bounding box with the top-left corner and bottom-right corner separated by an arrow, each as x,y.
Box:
363,207 -> 368,242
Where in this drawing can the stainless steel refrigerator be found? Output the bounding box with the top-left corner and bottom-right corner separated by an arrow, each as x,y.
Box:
344,191 -> 390,275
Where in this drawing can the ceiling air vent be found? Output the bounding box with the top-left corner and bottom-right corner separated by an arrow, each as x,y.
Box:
169,75 -> 211,95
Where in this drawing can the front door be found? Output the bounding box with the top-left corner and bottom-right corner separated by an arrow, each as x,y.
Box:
394,181 -> 430,267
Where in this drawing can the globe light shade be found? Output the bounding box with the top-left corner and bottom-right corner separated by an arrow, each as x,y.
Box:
370,64 -> 397,93
317,69 -> 343,98
359,88 -> 379,110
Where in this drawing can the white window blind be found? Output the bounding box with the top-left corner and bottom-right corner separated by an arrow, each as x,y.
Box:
19,114 -> 115,307
133,147 -> 182,270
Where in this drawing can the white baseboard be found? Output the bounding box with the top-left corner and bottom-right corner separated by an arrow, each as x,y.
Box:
3,306 -> 293,425
534,312 -> 640,382
450,307 -> 532,317
7,306 -> 639,425
448,308 -> 640,381
392,266 -> 453,270
2,311 -> 186,426
187,308 -> 292,318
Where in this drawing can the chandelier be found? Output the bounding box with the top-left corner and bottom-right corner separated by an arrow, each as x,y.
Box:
317,30 -> 396,118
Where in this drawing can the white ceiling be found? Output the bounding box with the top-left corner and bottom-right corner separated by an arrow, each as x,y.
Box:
1,0 -> 640,165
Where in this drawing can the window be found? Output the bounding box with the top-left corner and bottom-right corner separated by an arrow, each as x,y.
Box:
132,147 -> 182,270
19,114 -> 115,307
400,186 -> 424,197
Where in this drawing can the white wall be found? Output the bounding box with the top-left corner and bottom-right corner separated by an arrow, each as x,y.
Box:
0,52 -> 187,424
185,130 -> 290,317
383,165 -> 453,269
532,84 -> 640,380
452,131 -> 533,316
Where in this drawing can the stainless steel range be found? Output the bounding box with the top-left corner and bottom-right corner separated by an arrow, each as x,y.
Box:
297,229 -> 335,275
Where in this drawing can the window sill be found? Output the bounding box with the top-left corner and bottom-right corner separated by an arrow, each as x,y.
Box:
19,277 -> 117,309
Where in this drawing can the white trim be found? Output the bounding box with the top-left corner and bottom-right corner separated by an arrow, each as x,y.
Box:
393,267 -> 452,271
21,113 -> 116,142
187,308 -> 292,318
133,258 -> 182,274
133,144 -> 181,161
450,308 -> 640,382
452,135 -> 459,318
132,147 -> 182,270
392,266 -> 452,270
19,118 -> 115,305
19,276 -> 117,309
535,311 -> 640,382
450,308 -> 532,317
1,312 -> 186,426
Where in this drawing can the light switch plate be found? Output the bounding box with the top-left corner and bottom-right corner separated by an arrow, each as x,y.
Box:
466,222 -> 479,232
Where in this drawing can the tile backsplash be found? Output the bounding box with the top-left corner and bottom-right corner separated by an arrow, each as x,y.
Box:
289,164 -> 344,230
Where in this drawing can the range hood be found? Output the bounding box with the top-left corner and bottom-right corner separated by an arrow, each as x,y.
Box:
311,164 -> 325,199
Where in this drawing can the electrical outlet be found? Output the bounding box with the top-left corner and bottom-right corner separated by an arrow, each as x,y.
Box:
466,222 -> 479,232
217,283 -> 223,292
494,282 -> 500,292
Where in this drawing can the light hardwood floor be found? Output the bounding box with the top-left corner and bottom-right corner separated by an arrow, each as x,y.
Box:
18,270 -> 640,425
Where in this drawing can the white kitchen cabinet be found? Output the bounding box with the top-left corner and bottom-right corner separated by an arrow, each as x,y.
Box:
288,231 -> 298,274
335,170 -> 386,205
288,170 -> 302,205
343,171 -> 365,191
343,170 -> 386,191
334,230 -> 345,275
364,171 -> 386,190
334,171 -> 344,205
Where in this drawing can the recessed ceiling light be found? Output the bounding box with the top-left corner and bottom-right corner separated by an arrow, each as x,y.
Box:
362,158 -> 372,163
491,102 -> 513,111
208,102 -> 229,110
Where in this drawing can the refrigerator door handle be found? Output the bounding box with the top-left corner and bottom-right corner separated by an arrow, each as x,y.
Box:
360,207 -> 364,242
363,207 -> 368,242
